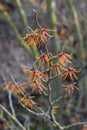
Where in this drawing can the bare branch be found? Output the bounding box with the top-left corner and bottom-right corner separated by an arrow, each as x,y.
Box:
0,104 -> 26,130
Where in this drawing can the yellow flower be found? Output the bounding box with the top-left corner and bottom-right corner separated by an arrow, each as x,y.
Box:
51,105 -> 59,115
58,52 -> 72,65
63,67 -> 81,80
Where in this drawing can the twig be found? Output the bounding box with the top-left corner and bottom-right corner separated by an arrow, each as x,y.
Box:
9,73 -> 25,96
9,73 -> 47,117
0,104 -> 26,130
47,76 -> 64,129
51,114 -> 87,130
21,103 -> 45,117
51,114 -> 65,130
39,86 -> 48,96
52,96 -> 63,105
48,82 -> 52,105
8,90 -> 16,117
27,26 -> 34,32
2,74 -> 16,116
65,122 -> 87,129
33,9 -> 41,28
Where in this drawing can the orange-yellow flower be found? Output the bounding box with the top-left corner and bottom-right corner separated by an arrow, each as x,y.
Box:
19,96 -> 36,108
4,82 -> 25,94
57,52 -> 72,65
35,53 -> 50,67
38,27 -> 53,42
62,83 -> 80,94
30,80 -> 47,92
63,67 -> 81,80
51,63 -> 63,76
22,65 -> 49,82
23,27 -> 52,46
23,31 -> 39,46
22,66 -> 42,82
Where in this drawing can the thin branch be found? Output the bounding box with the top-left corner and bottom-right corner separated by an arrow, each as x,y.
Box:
51,113 -> 87,130
39,87 -> 48,96
9,73 -> 25,96
2,74 -> 16,116
51,114 -> 65,130
27,26 -> 34,32
8,90 -> 16,117
0,104 -> 26,130
21,103 -> 45,116
65,122 -> 87,128
52,96 -> 63,105
9,73 -> 47,117
48,82 -> 52,105
33,9 -> 41,28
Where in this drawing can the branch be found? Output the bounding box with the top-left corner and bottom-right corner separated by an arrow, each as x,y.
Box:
65,122 -> 87,129
51,114 -> 87,130
9,73 -> 25,96
8,90 -> 16,117
9,73 -> 48,117
48,83 -> 52,105
2,74 -> 16,116
21,104 -> 45,116
52,96 -> 63,105
0,104 -> 26,130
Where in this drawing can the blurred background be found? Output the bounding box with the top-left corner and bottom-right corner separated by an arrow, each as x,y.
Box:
0,0 -> 87,130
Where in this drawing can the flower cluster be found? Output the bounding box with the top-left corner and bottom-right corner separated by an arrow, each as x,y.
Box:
19,96 -> 37,108
23,27 -> 52,46
22,23 -> 81,95
22,16 -> 81,95
2,81 -> 37,108
3,82 -> 25,94
62,83 -> 80,95
1,20 -> 81,116
21,50 -> 80,96
33,50 -> 80,94
22,65 -> 48,93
